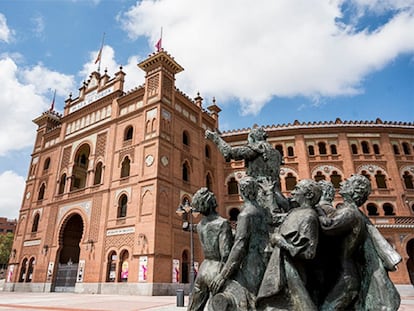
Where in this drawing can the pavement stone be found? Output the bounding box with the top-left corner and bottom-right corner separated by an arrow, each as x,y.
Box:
0,285 -> 412,310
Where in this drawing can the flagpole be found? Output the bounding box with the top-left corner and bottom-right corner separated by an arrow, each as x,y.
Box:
97,32 -> 105,73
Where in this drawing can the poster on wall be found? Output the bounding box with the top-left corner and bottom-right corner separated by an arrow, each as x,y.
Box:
47,262 -> 54,282
138,256 -> 148,281
172,259 -> 180,283
121,261 -> 129,282
6,265 -> 14,282
77,260 -> 85,283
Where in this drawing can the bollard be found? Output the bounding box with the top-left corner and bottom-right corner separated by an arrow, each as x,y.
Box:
176,289 -> 184,307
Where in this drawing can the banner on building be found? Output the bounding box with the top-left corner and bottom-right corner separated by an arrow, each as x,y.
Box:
47,262 -> 54,282
77,260 -> 85,283
172,259 -> 180,283
139,256 -> 148,281
6,265 -> 14,282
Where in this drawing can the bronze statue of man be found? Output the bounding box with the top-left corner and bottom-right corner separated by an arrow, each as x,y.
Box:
206,127 -> 289,221
187,188 -> 233,311
257,179 -> 321,311
317,174 -> 401,311
209,176 -> 268,310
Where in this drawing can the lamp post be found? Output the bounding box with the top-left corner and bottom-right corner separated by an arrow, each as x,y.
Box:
176,199 -> 199,293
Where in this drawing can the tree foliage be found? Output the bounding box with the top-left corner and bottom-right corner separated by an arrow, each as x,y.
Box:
0,233 -> 14,265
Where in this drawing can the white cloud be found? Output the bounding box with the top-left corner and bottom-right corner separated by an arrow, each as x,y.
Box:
0,56 -> 75,155
0,13 -> 12,43
31,14 -> 45,39
120,0 -> 414,115
0,171 -> 25,219
21,63 -> 75,97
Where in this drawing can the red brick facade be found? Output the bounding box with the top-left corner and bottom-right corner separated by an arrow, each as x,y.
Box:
0,217 -> 16,235
5,51 -> 414,294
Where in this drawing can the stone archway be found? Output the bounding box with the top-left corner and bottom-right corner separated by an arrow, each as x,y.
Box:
54,214 -> 84,292
181,250 -> 189,284
406,239 -> 414,286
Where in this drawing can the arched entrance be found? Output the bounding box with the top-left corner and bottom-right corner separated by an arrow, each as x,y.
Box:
181,250 -> 189,283
406,239 -> 414,285
54,214 -> 84,292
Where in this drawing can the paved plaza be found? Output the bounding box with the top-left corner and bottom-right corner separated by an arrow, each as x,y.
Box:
0,285 -> 413,311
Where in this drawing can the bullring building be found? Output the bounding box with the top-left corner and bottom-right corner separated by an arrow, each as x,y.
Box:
5,50 -> 414,294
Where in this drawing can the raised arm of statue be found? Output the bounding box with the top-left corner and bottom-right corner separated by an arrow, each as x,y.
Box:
205,130 -> 232,160
205,129 -> 257,161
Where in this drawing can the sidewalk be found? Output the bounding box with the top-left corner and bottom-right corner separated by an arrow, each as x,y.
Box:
0,285 -> 412,311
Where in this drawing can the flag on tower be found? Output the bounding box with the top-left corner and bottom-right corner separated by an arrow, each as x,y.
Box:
155,37 -> 162,52
94,47 -> 102,64
49,89 -> 56,112
155,27 -> 163,52
95,33 -> 105,72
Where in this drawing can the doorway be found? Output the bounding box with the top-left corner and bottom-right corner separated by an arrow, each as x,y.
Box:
54,214 -> 84,292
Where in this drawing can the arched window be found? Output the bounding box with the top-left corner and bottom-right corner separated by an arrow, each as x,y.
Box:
330,144 -> 337,155
58,174 -> 66,194
393,144 -> 400,155
351,144 -> 358,155
367,203 -> 379,216
227,177 -> 239,195
71,144 -> 90,190
117,194 -> 128,218
120,156 -> 131,178
182,162 -> 190,182
94,162 -> 103,185
205,145 -> 211,159
31,213 -> 40,233
308,145 -> 315,156
119,250 -> 129,282
330,171 -> 342,188
375,171 -> 387,189
19,258 -> 28,282
206,173 -> 213,191
38,183 -> 46,200
287,146 -> 294,157
383,203 -> 395,216
43,157 -> 51,171
275,145 -> 284,157
318,142 -> 327,155
314,171 -> 326,182
106,251 -> 117,282
373,144 -> 380,155
183,131 -> 190,146
403,171 -> 414,189
402,142 -> 411,155
26,257 -> 35,282
361,141 -> 370,154
124,126 -> 133,141
285,173 -> 297,191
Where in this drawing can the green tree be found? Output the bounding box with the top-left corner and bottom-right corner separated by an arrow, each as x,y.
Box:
0,233 -> 14,266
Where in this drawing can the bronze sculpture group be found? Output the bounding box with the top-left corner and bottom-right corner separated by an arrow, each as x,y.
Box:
188,127 -> 401,311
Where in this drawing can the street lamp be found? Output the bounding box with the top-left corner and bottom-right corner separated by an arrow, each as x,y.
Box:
175,199 -> 199,293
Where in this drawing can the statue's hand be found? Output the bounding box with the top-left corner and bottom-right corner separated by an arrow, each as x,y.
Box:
319,216 -> 332,227
210,273 -> 225,295
315,205 -> 326,217
270,233 -> 285,248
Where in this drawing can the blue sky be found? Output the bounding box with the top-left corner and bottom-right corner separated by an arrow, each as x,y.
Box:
0,0 -> 413,218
